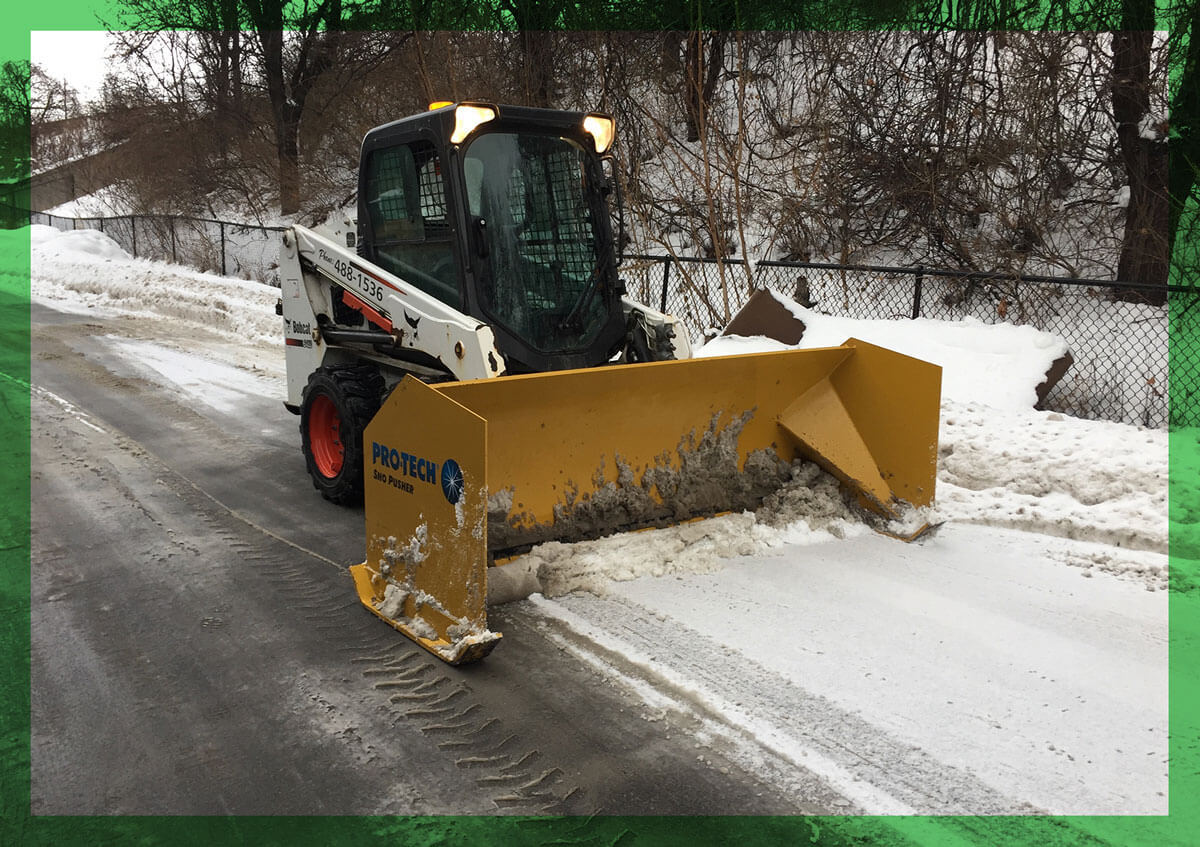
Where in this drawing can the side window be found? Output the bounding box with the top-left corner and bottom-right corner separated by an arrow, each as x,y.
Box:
417,155 -> 448,226
364,141 -> 460,309
365,145 -> 421,241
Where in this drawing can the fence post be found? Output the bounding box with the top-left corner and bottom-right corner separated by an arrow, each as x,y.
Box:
131,216 -> 137,257
912,265 -> 924,320
660,257 -> 671,313
220,221 -> 227,276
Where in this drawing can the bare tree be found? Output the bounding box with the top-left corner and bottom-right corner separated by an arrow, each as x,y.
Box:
63,19 -> 1180,312
114,0 -> 407,215
1111,23 -> 1169,300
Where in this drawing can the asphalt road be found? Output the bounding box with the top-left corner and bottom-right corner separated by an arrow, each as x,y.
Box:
29,302 -> 827,815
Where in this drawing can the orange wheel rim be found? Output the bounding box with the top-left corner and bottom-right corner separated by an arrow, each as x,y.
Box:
309,394 -> 344,478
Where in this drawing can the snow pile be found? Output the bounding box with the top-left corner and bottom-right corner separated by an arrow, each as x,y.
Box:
513,462 -> 914,599
938,402 -> 1168,552
524,491 -> 877,599
31,224 -> 130,261
696,291 -> 1070,412
29,224 -> 279,349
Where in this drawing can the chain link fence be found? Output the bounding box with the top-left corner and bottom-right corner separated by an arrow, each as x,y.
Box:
621,254 -> 1195,429
18,206 -> 286,285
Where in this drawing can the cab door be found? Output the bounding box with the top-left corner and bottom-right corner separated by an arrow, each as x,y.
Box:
361,139 -> 463,310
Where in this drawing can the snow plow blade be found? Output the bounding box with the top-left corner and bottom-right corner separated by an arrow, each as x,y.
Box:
350,339 -> 941,664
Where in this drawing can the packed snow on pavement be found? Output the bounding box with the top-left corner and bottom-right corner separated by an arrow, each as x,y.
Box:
16,224 -> 1180,815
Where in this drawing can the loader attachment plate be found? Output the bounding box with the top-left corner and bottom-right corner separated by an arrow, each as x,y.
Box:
355,340 -> 941,663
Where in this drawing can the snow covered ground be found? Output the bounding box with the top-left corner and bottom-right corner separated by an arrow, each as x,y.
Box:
15,224 -> 1183,815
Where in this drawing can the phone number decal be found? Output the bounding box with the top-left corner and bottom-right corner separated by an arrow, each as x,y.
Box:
317,248 -> 392,304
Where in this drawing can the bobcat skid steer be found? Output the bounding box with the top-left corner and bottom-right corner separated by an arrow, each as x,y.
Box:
277,102 -> 942,664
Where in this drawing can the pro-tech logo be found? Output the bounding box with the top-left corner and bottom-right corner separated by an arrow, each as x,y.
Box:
372,441 -> 463,504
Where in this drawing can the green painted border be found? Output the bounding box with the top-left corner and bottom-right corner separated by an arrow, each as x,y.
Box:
2,5 -> 1195,845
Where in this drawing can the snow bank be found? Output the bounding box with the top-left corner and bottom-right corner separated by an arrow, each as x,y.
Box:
938,401 -> 1168,553
29,224 -> 279,348
31,224 -> 131,261
696,291 -> 1070,412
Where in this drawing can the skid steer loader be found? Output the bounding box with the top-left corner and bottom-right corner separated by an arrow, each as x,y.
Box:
278,102 -> 942,664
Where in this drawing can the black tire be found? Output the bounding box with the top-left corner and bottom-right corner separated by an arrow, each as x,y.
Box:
299,363 -> 385,505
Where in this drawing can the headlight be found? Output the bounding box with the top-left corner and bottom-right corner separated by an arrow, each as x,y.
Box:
451,104 -> 498,144
583,114 -> 615,154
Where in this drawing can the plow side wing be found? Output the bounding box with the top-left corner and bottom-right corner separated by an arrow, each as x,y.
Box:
353,342 -> 941,663
349,379 -> 499,664
779,338 -> 941,510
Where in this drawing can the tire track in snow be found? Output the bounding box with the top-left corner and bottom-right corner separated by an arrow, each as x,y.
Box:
171,482 -> 590,814
130,445 -> 588,813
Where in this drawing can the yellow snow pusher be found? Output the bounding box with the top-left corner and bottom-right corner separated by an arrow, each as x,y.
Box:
275,101 -> 941,664
348,339 -> 940,664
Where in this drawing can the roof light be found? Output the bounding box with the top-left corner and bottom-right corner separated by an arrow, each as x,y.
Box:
583,113 -> 615,154
451,104 -> 498,144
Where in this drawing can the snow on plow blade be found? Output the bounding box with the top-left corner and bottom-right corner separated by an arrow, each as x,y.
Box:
349,339 -> 941,664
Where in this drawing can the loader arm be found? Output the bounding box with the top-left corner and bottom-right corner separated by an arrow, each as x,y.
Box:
281,224 -> 505,397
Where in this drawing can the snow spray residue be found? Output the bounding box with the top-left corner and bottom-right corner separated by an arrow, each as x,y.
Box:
487,411 -> 793,551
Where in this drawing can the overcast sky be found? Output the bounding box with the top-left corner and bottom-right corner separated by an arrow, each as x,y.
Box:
30,31 -> 115,102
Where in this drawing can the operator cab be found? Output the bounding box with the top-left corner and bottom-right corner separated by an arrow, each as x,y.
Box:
357,102 -> 625,373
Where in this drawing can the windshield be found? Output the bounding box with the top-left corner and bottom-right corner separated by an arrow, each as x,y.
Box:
464,132 -> 611,354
